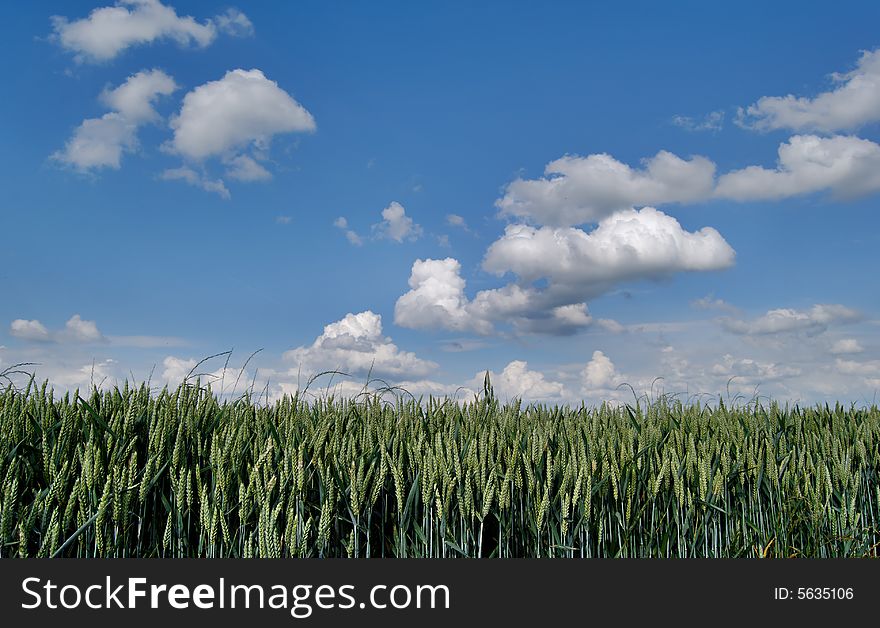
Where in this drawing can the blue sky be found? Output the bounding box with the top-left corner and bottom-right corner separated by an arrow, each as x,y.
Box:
2,0 -> 880,404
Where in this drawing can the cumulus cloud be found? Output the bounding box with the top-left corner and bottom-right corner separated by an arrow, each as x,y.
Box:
283,311 -> 437,379
830,338 -> 865,355
373,202 -> 423,242
160,166 -> 230,199
496,151 -> 716,226
720,304 -> 860,336
53,69 -> 177,172
161,355 -> 197,382
738,49 -> 880,132
58,315 -> 104,343
471,361 -> 566,401
581,350 -> 621,392
715,135 -> 880,201
394,258 -> 491,334
483,207 -> 735,296
333,217 -> 363,246
170,69 -> 314,160
396,208 -> 734,337
10,319 -> 51,342
9,315 -> 104,343
50,0 -> 251,63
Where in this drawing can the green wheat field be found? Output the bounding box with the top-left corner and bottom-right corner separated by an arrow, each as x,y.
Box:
1,377 -> 878,558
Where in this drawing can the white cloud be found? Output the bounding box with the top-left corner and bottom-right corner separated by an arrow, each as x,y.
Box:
496,151 -> 716,226
595,318 -> 626,334
213,8 -> 254,37
834,357 -> 880,376
283,311 -> 437,379
10,319 -> 51,342
224,154 -> 272,181
394,258 -> 491,334
169,69 -> 315,162
830,338 -> 864,355
482,207 -> 735,294
53,114 -> 136,172
9,315 -> 104,343
373,201 -> 423,242
160,355 -> 255,395
161,355 -> 197,382
672,110 -> 725,132
715,134 -> 880,201
50,0 -> 250,63
710,354 -> 802,386
333,217 -> 363,246
51,359 -> 119,390
721,304 -> 859,336
581,350 -> 620,391
738,49 -> 880,132
471,360 -> 566,401
58,315 -> 104,343
99,68 -> 178,123
446,214 -> 468,229
53,69 -> 177,172
160,166 -> 230,199
396,208 -> 734,337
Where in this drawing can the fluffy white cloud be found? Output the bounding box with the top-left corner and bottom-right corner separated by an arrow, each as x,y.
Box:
394,258 -> 491,334
160,166 -> 230,199
581,350 -> 620,391
333,217 -> 363,246
53,69 -> 177,172
50,0 -> 251,63
59,315 -> 104,343
169,69 -> 315,162
10,319 -> 50,342
396,209 -> 733,337
721,304 -> 859,336
283,311 -> 437,379
224,154 -> 272,182
830,338 -> 865,355
738,49 -> 880,132
496,151 -> 716,226
100,69 -> 178,123
9,315 -> 104,343
472,361 -> 566,401
483,207 -> 735,294
715,135 -> 880,201
373,202 -> 423,242
161,355 -> 197,382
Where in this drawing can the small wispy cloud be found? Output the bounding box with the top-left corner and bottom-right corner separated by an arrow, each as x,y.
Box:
334,217 -> 363,246
672,110 -> 725,132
